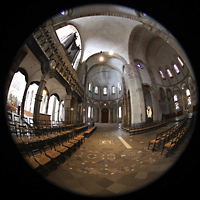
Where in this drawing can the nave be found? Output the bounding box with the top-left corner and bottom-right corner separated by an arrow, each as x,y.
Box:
3,4 -> 198,198
47,115 -> 194,197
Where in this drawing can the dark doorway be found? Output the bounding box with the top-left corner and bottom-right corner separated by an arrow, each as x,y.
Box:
101,108 -> 108,123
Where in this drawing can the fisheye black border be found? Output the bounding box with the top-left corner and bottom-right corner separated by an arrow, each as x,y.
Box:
1,1 -> 200,200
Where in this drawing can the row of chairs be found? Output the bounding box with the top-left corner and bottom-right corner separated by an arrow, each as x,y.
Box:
7,112 -> 84,135
122,121 -> 168,135
10,124 -> 90,176
161,118 -> 192,157
148,117 -> 188,151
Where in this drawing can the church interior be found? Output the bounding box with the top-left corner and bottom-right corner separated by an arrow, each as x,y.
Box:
4,4 -> 198,198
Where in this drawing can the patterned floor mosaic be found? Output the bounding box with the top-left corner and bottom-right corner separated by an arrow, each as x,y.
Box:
47,121 -> 192,197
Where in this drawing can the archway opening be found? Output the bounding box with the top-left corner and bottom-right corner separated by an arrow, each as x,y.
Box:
101,108 -> 108,123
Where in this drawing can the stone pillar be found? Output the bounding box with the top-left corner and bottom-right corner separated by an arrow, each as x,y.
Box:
125,64 -> 146,124
108,108 -> 111,123
117,106 -> 119,123
99,107 -> 102,123
181,94 -> 186,114
20,83 -> 29,118
72,98 -> 78,124
33,74 -> 49,125
150,88 -> 159,121
64,94 -> 72,123
164,97 -> 170,114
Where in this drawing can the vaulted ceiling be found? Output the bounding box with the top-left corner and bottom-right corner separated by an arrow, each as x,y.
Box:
50,4 -> 192,93
68,15 -> 141,63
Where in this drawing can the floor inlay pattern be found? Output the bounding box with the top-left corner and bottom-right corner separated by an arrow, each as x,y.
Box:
47,121 -> 192,197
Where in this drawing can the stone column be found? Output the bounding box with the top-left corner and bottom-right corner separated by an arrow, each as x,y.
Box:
99,107 -> 102,123
64,94 -> 72,123
125,64 -> 146,124
33,74 -> 49,125
150,88 -> 161,122
108,108 -> 111,123
20,83 -> 29,118
117,106 -> 119,123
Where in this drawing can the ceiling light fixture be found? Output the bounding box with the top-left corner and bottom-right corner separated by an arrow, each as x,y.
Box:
109,51 -> 114,56
99,56 -> 104,61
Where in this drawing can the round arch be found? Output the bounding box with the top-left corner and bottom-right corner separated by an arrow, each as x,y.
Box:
85,51 -> 127,69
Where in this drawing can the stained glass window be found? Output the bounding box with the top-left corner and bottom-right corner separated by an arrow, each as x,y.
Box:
95,86 -> 98,94
112,86 -> 115,94
88,83 -> 92,91
136,63 -> 142,69
159,70 -> 165,79
178,57 -> 184,66
7,71 -> 26,106
88,106 -> 91,118
174,64 -> 180,74
167,69 -> 173,77
175,102 -> 180,110
174,95 -> 179,110
186,89 -> 190,96
186,89 -> 191,105
174,95 -> 178,102
119,107 -> 122,118
118,82 -> 121,91
187,97 -> 191,105
103,87 -> 107,95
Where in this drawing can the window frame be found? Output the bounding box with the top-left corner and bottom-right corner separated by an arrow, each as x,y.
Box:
118,82 -> 122,93
112,86 -> 115,95
94,86 -> 99,95
177,56 -> 184,67
159,70 -> 165,79
88,82 -> 92,92
173,64 -> 180,74
167,68 -> 173,78
103,87 -> 107,95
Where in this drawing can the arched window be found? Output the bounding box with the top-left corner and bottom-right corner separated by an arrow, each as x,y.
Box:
112,86 -> 115,94
186,89 -> 191,105
135,63 -> 142,69
118,82 -> 121,92
173,64 -> 180,74
56,25 -> 81,69
94,86 -> 98,94
59,101 -> 65,121
167,69 -> 173,78
174,94 -> 179,110
159,70 -> 165,79
178,56 -> 184,66
24,83 -> 39,113
119,107 -> 122,118
40,89 -> 48,114
88,106 -> 91,118
103,87 -> 107,95
88,83 -> 92,92
7,71 -> 26,108
48,95 -> 59,121
186,89 -> 190,96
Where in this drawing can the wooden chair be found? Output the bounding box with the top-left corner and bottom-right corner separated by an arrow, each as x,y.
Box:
161,137 -> 178,157
30,148 -> 52,175
62,141 -> 75,155
42,144 -> 61,168
24,156 -> 40,170
148,133 -> 163,151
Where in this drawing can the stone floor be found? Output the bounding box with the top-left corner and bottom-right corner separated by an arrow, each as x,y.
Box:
47,117 -> 193,198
